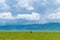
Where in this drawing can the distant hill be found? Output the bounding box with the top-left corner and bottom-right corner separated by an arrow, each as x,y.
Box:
0,23 -> 60,30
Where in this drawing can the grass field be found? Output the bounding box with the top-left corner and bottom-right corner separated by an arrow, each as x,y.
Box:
0,32 -> 60,40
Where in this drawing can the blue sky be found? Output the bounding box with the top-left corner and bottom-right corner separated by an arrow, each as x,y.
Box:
0,0 -> 60,25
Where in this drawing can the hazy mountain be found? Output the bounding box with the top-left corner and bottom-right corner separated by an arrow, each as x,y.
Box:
0,23 -> 60,30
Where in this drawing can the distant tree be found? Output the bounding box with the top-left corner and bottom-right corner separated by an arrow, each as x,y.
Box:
30,31 -> 32,33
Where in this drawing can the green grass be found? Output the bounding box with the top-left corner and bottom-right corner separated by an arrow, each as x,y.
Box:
0,32 -> 60,40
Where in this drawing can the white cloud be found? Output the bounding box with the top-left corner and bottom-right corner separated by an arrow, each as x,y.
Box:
0,0 -> 9,12
26,6 -> 34,10
17,0 -> 48,10
0,0 -> 5,3
46,7 -> 60,20
55,0 -> 60,4
0,4 -> 9,11
17,12 -> 40,20
0,12 -> 40,20
17,0 -> 34,10
47,11 -> 60,19
0,12 -> 15,19
53,0 -> 60,4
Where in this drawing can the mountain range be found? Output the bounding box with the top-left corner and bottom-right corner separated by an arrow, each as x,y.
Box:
0,23 -> 60,30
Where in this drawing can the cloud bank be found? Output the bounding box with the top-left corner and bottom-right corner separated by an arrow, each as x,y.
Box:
0,12 -> 40,20
0,0 -> 60,25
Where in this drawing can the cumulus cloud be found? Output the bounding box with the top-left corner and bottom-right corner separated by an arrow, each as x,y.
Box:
47,11 -> 60,20
0,12 -> 15,19
0,0 -> 60,25
11,0 -> 48,11
17,12 -> 40,20
47,7 -> 60,20
0,12 -> 40,20
17,0 -> 34,10
0,0 -> 5,3
54,0 -> 60,4
0,0 -> 9,12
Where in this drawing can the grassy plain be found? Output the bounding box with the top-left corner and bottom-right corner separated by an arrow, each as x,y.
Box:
0,32 -> 60,40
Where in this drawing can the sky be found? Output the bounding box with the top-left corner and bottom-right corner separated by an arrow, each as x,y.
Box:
0,0 -> 60,25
